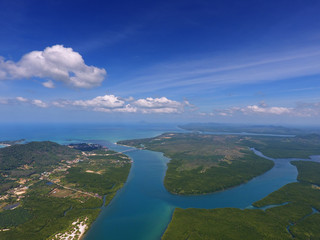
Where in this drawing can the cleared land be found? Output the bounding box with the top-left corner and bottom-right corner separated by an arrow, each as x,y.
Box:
162,161 -> 320,240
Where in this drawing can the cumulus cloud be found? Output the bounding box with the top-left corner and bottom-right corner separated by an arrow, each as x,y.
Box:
0,45 -> 106,88
16,96 -> 28,102
73,94 -> 125,108
134,97 -> 181,108
133,97 -> 185,113
32,99 -> 48,108
42,80 -> 55,88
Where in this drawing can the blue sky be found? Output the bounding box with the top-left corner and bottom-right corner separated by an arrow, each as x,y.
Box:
0,0 -> 320,125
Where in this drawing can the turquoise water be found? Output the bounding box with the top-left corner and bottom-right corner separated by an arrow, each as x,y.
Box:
0,123 -> 181,143
84,145 -> 303,240
0,123 -> 318,240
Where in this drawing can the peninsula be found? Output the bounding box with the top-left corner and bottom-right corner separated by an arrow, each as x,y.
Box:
118,132 -> 320,195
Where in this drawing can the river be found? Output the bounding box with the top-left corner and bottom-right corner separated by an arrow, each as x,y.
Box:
84,141 -> 319,240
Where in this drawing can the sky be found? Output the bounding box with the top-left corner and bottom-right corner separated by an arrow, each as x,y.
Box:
0,0 -> 320,125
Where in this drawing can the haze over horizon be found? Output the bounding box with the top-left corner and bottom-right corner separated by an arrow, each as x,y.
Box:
0,0 -> 320,125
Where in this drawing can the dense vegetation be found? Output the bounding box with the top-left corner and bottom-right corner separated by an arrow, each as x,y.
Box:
291,160 -> 320,185
180,124 -> 320,158
0,141 -> 78,170
242,134 -> 320,159
179,123 -> 308,135
68,143 -> 105,151
63,152 -> 131,196
0,142 -> 131,239
164,151 -> 273,194
162,161 -> 320,240
119,133 -> 274,195
0,141 -> 79,195
0,181 -> 101,239
0,207 -> 32,228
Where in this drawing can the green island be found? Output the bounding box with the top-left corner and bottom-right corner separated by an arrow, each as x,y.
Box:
0,141 -> 131,240
162,160 -> 320,240
119,132 -> 320,195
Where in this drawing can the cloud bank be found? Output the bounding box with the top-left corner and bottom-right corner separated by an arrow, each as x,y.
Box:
2,94 -> 320,118
0,45 -> 106,88
210,102 -> 320,117
0,94 -> 188,114
71,95 -> 188,113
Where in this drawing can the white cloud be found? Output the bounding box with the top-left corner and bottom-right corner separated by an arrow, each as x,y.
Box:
42,80 -> 55,88
0,45 -> 106,88
73,94 -> 125,108
134,97 -> 181,108
133,97 -> 185,113
16,96 -> 28,102
3,94 -> 320,119
53,94 -> 187,114
243,105 -> 292,115
94,104 -> 137,113
32,99 -> 48,108
113,104 -> 137,113
1,94 -> 190,114
211,102 -> 320,117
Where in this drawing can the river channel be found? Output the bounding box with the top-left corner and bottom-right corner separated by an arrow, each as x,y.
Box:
84,141 -> 319,240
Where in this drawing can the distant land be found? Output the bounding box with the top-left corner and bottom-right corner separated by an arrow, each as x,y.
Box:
179,123 -> 320,135
0,141 -> 131,239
